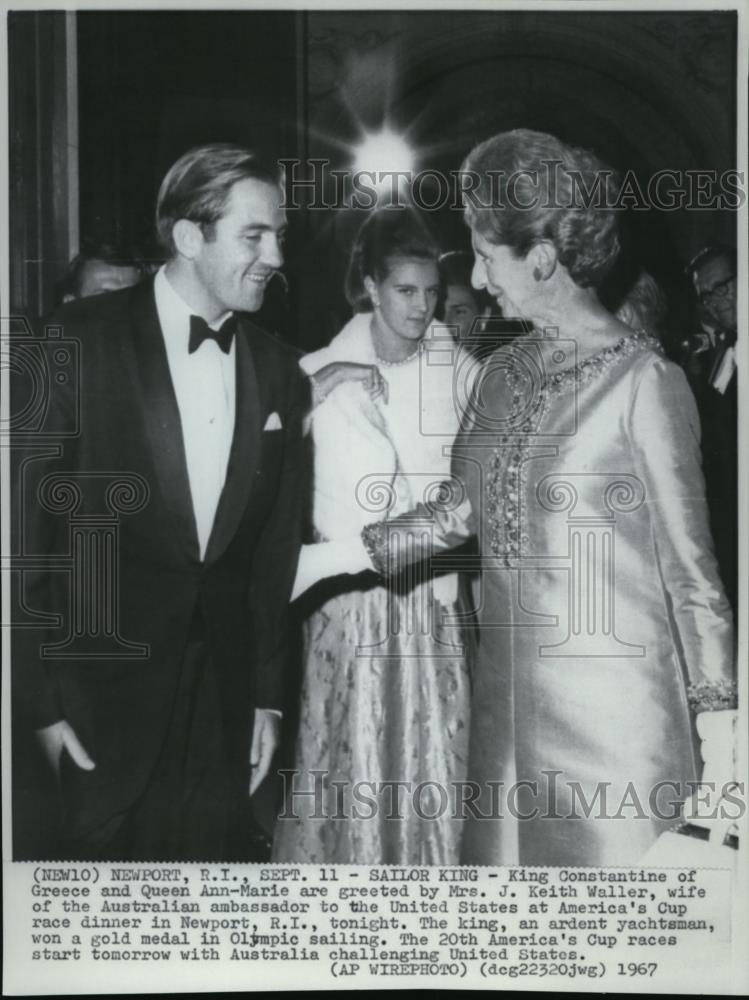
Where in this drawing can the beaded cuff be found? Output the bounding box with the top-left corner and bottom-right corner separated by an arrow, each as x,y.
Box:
361,521 -> 390,576
687,679 -> 738,713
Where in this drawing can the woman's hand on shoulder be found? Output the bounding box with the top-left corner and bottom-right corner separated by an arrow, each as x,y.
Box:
309,362 -> 388,405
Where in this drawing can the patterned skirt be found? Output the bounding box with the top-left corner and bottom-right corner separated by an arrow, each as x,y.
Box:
272,575 -> 471,865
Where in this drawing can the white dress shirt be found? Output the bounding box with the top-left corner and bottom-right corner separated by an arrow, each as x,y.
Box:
154,266 -> 235,560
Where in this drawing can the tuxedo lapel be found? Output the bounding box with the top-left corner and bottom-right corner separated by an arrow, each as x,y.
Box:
128,281 -> 200,562
707,339 -> 728,386
204,323 -> 261,565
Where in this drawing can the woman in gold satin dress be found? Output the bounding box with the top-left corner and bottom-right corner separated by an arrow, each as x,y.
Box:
360,130 -> 737,866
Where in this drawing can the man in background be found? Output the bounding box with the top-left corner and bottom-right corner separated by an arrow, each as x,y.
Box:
688,245 -> 737,390
58,240 -> 146,301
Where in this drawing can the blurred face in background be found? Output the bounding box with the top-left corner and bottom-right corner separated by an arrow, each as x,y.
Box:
67,260 -> 142,300
444,283 -> 482,340
693,255 -> 737,333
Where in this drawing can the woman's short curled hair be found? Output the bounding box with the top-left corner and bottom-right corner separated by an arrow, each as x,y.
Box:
156,143 -> 283,257
345,207 -> 441,312
461,129 -> 621,288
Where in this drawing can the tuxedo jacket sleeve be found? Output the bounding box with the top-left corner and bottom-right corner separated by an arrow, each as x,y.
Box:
11,312 -> 80,730
246,334 -> 309,712
12,291 -> 309,733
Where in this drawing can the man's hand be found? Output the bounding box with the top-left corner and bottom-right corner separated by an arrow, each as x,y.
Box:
249,709 -> 281,796
35,720 -> 95,780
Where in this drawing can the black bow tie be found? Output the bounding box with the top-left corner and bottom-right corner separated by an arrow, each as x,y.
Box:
188,314 -> 236,355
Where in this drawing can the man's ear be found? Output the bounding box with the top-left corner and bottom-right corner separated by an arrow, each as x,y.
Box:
172,219 -> 204,260
529,241 -> 557,281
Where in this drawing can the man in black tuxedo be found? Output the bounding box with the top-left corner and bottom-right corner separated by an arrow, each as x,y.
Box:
13,144 -> 307,861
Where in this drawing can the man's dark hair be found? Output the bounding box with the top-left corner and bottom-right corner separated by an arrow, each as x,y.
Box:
686,244 -> 737,279
156,143 -> 284,257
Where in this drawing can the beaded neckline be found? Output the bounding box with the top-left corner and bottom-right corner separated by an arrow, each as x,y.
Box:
487,330 -> 662,564
501,330 -> 661,437
533,330 -> 662,397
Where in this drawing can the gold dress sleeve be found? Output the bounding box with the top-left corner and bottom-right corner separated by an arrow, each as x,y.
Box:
627,356 -> 736,712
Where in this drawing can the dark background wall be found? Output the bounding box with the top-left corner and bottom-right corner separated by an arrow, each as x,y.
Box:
76,11 -> 299,261
295,9 -> 737,351
10,9 -> 738,348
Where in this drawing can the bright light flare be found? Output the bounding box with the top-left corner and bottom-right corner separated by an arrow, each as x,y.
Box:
353,129 -> 414,195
